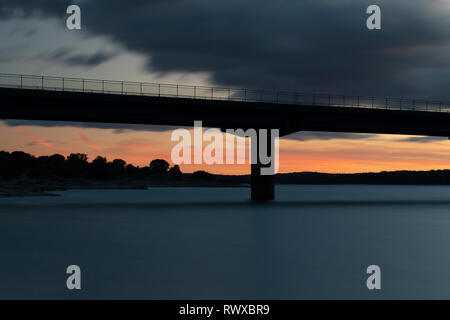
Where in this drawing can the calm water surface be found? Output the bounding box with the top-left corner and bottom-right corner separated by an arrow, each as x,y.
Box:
1,185 -> 450,299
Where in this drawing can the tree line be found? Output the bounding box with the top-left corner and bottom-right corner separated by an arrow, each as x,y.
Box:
0,151 -> 185,180
3,150 -> 449,185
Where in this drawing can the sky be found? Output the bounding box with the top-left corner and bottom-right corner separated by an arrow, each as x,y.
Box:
1,0 -> 450,174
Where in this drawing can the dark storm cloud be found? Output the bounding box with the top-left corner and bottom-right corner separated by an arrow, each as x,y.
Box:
2,0 -> 450,139
285,131 -> 372,141
8,120 -> 443,143
31,47 -> 117,67
3,120 -> 178,133
3,120 -> 370,142
64,51 -> 116,67
0,0 -> 68,18
42,48 -> 117,67
399,136 -> 447,143
2,0 -> 450,99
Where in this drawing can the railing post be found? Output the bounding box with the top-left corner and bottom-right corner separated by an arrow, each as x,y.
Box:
62,77 -> 65,90
440,101 -> 442,112
211,87 -> 214,99
158,84 -> 161,97
194,86 -> 196,99
372,96 -> 374,108
244,88 -> 247,101
20,75 -> 23,88
426,100 -> 428,111
82,79 -> 85,91
342,95 -> 344,107
102,80 -> 104,93
140,82 -> 142,95
328,95 -> 331,106
357,96 -> 360,107
399,98 -> 402,110
228,88 -> 231,100
42,76 -> 44,90
413,100 -> 415,110
385,97 -> 388,109
121,81 -> 124,94
176,84 -> 179,98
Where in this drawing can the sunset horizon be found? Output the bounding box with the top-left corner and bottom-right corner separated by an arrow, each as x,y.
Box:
2,119 -> 450,175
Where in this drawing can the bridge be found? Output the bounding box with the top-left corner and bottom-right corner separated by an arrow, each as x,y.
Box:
1,72 -> 450,200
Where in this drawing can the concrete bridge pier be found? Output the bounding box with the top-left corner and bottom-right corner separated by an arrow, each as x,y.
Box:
251,130 -> 276,201
251,163 -> 275,201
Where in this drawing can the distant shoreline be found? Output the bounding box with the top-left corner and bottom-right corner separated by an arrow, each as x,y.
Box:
3,170 -> 450,197
2,150 -> 450,197
0,178 -> 249,197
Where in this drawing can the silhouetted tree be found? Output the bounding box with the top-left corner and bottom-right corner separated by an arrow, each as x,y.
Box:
49,154 -> 65,164
65,153 -> 88,178
92,156 -> 107,166
31,154 -> 66,178
48,154 -> 66,177
168,165 -> 183,179
90,156 -> 110,179
67,153 -> 88,164
112,159 -> 126,175
149,159 -> 170,174
0,151 -> 14,179
125,164 -> 139,176
7,151 -> 36,178
192,170 -> 215,181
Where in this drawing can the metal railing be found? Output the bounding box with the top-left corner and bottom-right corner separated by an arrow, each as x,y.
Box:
1,72 -> 449,113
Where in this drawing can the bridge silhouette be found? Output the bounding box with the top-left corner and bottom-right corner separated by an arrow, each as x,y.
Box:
1,72 -> 450,200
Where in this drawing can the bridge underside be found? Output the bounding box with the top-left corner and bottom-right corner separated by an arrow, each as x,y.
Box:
2,88 -> 450,200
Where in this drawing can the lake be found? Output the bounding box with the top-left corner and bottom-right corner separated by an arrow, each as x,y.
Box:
1,185 -> 450,299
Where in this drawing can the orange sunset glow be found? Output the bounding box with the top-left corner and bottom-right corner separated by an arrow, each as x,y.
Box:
2,121 -> 449,175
